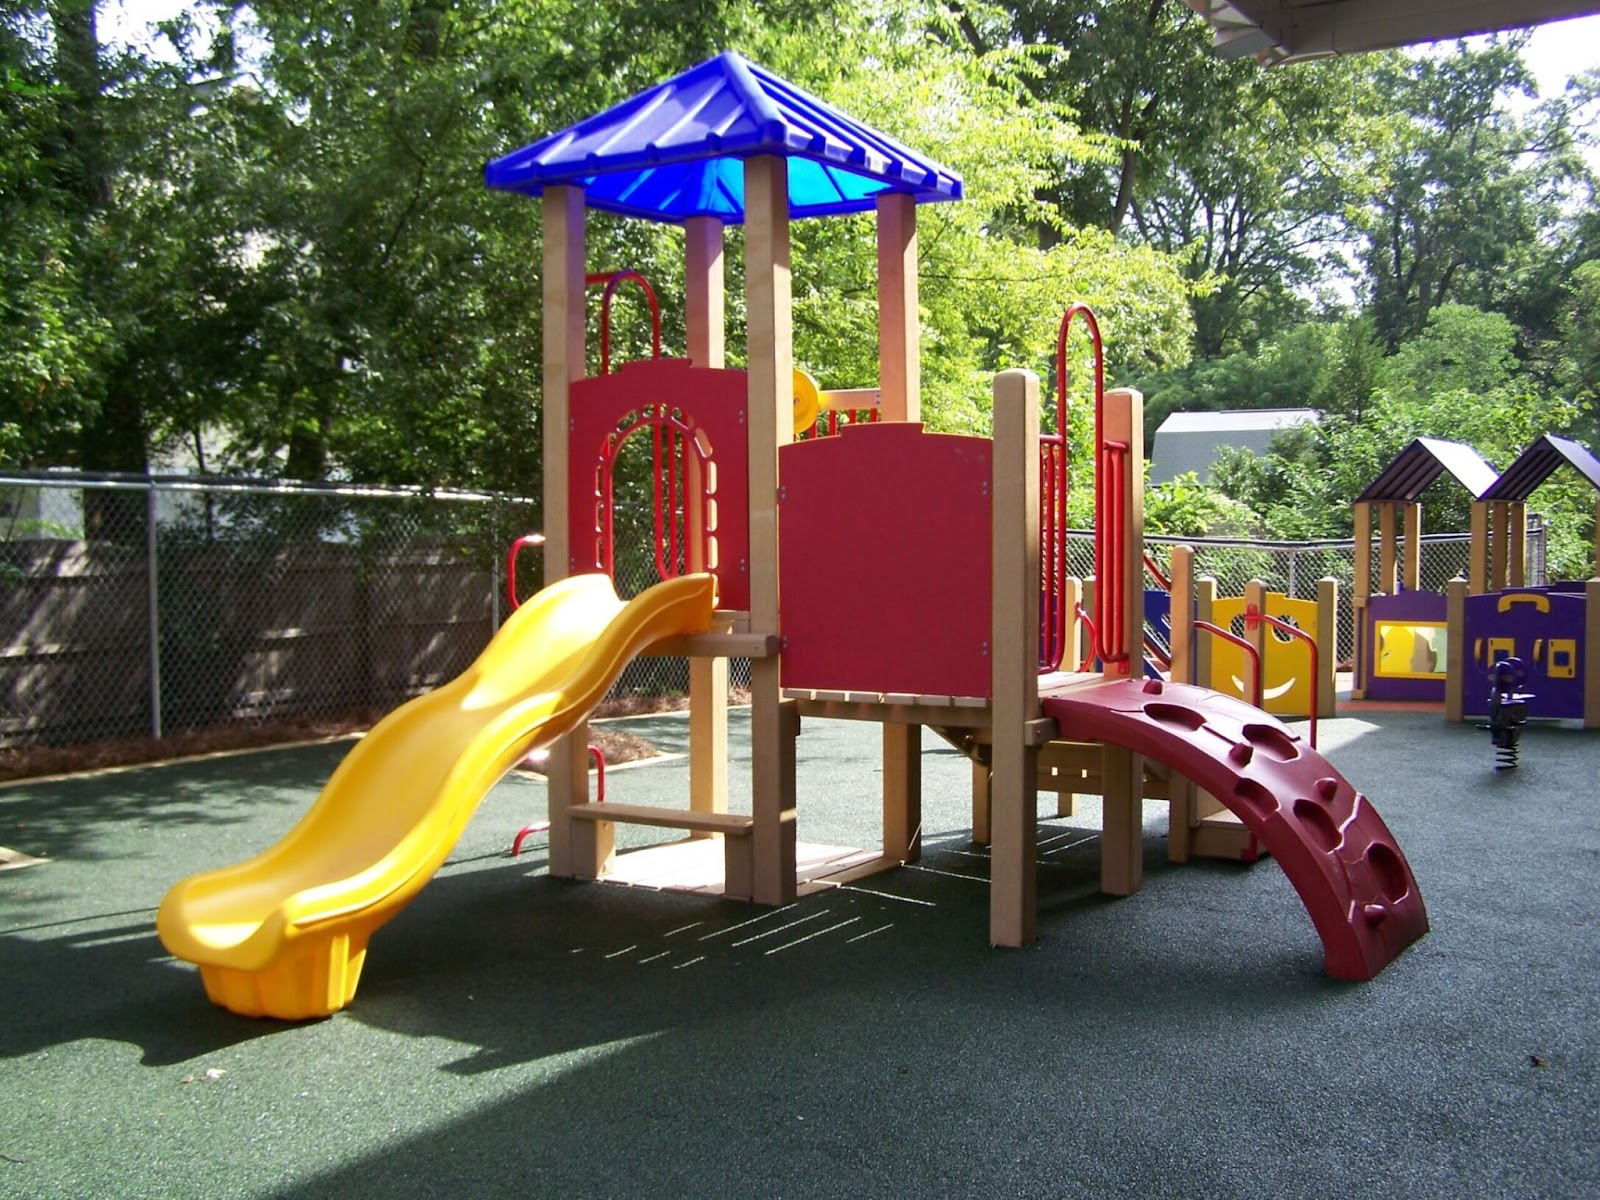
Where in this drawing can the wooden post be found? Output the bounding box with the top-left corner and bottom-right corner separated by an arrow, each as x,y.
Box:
1469,502 -> 1489,594
1490,502 -> 1511,593
1351,501 -> 1371,698
1098,388 -> 1144,892
1402,502 -> 1422,591
1445,577 -> 1467,723
1103,388 -> 1146,679
744,155 -> 797,905
990,369 -> 1040,948
684,216 -> 729,835
1195,576 -> 1216,692
876,192 -> 919,424
1244,579 -> 1268,708
1508,502 -> 1526,588
1168,545 -> 1195,685
1378,503 -> 1397,597
540,185 -> 590,879
1316,575 -> 1338,718
1165,544 -> 1197,862
1586,578 -> 1600,730
884,723 -> 922,863
971,759 -> 992,846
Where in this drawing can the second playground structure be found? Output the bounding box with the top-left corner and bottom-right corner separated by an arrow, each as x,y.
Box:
159,52 -> 1428,1019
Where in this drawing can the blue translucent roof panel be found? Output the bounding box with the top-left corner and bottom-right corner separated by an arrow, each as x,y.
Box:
485,51 -> 963,224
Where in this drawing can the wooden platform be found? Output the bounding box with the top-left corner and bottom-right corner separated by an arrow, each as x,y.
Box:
596,837 -> 892,897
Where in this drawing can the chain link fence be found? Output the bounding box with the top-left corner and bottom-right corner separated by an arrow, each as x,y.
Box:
3,471 -> 1546,753
2,472 -> 537,749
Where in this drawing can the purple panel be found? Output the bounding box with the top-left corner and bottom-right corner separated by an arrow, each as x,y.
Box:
1461,591 -> 1587,719
1365,591 -> 1448,702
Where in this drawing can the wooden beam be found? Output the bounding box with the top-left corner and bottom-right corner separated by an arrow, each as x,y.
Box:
744,155 -> 796,906
1352,502 -> 1372,604
684,216 -> 725,369
1586,578 -> 1600,730
883,723 -> 922,863
540,185 -> 588,879
1508,502 -> 1526,588
1316,575 -> 1338,719
1104,388 -> 1146,677
1402,502 -> 1421,591
989,369 -> 1041,948
1469,502 -> 1489,594
1445,576 -> 1467,723
1378,503 -> 1397,596
876,192 -> 919,423
683,214 -> 729,835
1490,501 -> 1510,593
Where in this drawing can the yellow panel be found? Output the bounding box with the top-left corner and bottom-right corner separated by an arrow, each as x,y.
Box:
1207,591 -> 1316,716
1374,620 -> 1447,680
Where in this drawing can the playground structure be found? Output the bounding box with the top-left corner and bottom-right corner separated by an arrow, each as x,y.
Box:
1444,435 -> 1600,727
1351,437 -> 1500,704
158,52 -> 1427,1019
1351,433 -> 1600,727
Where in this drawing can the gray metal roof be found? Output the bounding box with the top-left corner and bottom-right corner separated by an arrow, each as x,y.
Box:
1356,437 -> 1500,503
1187,0 -> 1600,63
1480,434 -> 1600,501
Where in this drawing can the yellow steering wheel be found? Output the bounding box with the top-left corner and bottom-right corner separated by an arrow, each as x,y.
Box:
793,368 -> 821,436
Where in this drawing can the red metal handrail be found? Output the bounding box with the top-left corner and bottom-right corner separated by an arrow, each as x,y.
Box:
512,745 -> 606,856
1192,619 -> 1263,708
585,270 -> 662,375
1245,605 -> 1320,748
505,533 -> 546,612
1143,551 -> 1171,592
1074,603 -> 1099,673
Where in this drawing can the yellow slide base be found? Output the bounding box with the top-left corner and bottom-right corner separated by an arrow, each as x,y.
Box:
199,929 -> 370,1021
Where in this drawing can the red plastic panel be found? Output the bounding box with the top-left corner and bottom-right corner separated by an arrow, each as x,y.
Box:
779,423 -> 993,697
1041,677 -> 1429,980
568,358 -> 750,611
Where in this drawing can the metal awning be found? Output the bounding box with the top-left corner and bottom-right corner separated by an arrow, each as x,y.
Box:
1186,0 -> 1600,63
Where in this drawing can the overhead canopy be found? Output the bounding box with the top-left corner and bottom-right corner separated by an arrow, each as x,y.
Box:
1186,0 -> 1600,62
1357,437 -> 1500,503
1480,434 -> 1600,501
485,51 -> 963,225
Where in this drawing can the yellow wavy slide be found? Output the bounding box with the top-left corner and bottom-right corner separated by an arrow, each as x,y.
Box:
157,572 -> 715,1020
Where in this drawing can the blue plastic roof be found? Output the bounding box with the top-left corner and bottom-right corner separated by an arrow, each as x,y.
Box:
484,51 -> 963,225
1480,434 -> 1600,501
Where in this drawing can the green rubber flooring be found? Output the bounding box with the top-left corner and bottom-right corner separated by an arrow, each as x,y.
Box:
2,708 -> 1597,1199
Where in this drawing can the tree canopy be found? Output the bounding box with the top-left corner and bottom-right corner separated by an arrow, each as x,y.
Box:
1,1 -> 1596,572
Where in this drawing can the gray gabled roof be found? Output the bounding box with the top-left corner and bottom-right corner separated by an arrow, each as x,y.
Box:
1356,437 -> 1500,503
1480,434 -> 1600,501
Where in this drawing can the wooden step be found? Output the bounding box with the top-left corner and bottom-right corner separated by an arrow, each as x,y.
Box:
568,803 -> 754,836
568,804 -> 757,900
1190,810 -> 1266,863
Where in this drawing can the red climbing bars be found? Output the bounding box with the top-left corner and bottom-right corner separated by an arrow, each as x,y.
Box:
586,270 -> 662,376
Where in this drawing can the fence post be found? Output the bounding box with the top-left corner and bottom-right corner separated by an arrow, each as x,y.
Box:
146,483 -> 163,740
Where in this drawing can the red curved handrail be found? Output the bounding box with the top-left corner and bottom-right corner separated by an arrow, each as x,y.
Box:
585,270 -> 662,375
505,533 -> 546,612
1055,303 -> 1127,671
1074,603 -> 1099,673
1246,605 -> 1320,748
1192,619 -> 1263,708
597,405 -> 711,583
1144,551 -> 1171,592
